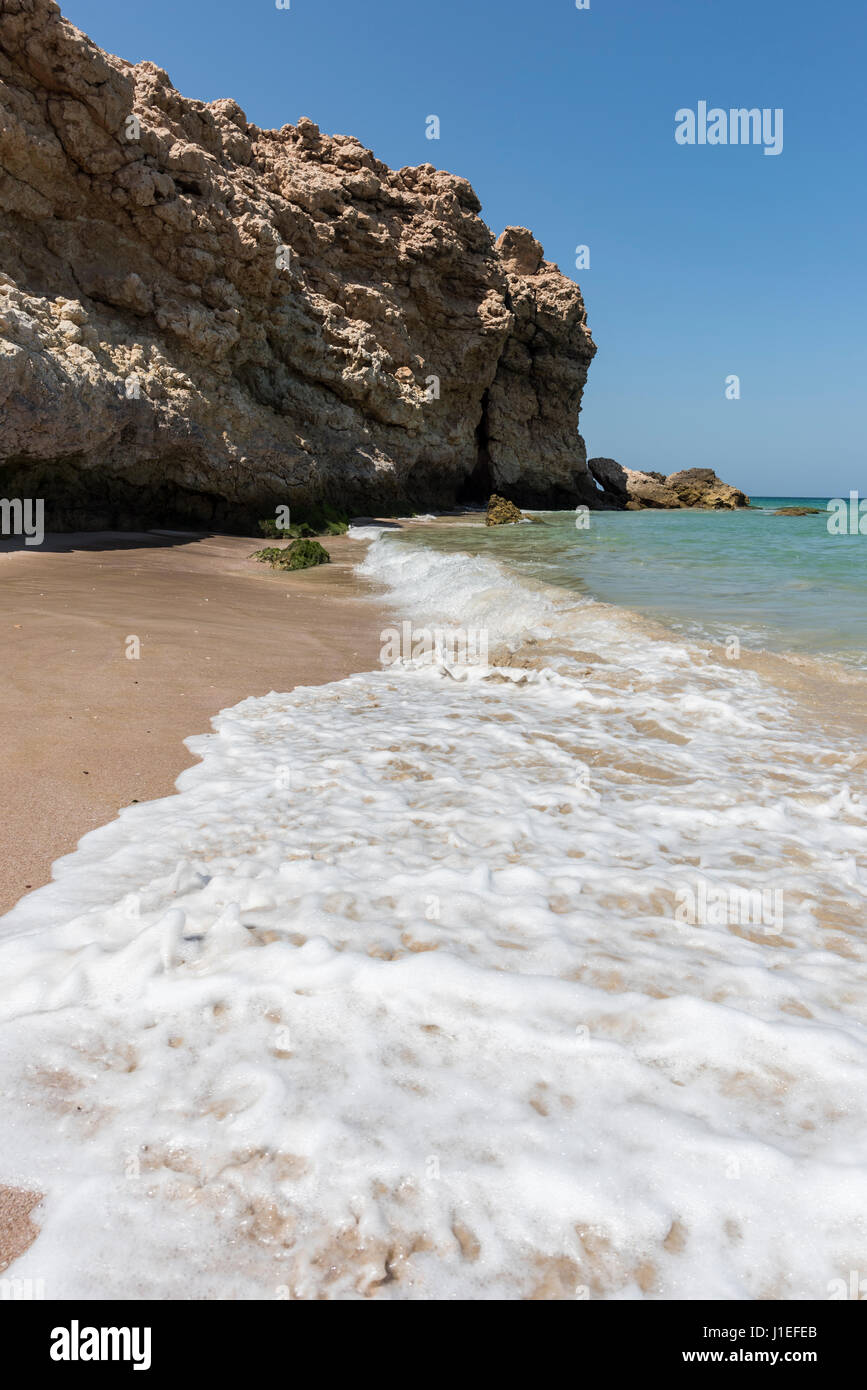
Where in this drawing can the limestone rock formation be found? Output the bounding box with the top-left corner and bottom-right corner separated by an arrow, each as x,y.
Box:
588,459 -> 749,511
0,0 -> 598,530
666,468 -> 750,509
588,459 -> 682,510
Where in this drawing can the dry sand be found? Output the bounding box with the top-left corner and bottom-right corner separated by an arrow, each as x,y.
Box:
0,527 -> 395,1272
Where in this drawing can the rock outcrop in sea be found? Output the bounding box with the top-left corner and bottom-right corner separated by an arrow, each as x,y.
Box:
588,459 -> 750,510
0,0 -> 600,530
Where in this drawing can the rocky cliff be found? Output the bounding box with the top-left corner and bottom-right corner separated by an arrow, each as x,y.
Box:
0,0 -> 599,530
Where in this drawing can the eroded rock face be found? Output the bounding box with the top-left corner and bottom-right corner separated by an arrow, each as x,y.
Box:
588,459 -> 749,511
666,469 -> 750,509
588,459 -> 682,509
0,0 -> 598,530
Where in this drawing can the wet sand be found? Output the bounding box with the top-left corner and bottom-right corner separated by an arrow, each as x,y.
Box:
0,1187 -> 42,1277
0,529 -> 390,917
0,527 -> 394,1275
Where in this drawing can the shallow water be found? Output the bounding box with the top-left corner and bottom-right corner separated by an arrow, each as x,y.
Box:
389,499 -> 867,668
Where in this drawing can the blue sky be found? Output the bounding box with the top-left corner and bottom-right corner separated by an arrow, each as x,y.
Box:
63,0 -> 865,496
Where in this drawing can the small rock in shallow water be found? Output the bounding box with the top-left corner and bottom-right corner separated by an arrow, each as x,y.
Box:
486,494 -> 536,526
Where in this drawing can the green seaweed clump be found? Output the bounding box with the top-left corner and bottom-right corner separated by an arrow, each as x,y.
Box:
258,518 -> 311,539
311,503 -> 350,536
252,538 -> 331,571
258,503 -> 349,540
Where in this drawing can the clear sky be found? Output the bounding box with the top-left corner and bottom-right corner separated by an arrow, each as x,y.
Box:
62,0 -> 865,496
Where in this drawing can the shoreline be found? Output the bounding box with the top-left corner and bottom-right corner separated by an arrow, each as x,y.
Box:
4,509 -> 862,929
2,512 -> 865,1295
392,510 -> 867,749
0,526 -> 394,1277
0,529 -> 392,919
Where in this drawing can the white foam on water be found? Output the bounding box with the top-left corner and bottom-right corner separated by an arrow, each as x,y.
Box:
1,536 -> 866,1299
360,535 -> 572,646
346,524 -> 393,540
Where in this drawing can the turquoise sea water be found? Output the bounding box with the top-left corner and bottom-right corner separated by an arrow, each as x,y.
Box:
400,498 -> 866,669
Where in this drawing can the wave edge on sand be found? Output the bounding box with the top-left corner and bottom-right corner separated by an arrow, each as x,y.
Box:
1,530 -> 866,1299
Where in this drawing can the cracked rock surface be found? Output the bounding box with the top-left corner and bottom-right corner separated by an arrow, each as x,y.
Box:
0,0 -> 598,529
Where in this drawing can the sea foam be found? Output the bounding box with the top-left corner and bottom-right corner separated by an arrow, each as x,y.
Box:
0,535 -> 865,1298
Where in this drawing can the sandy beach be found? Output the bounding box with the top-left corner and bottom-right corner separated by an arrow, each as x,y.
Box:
2,514 -> 865,1299
0,529 -> 389,918
0,527 -> 393,1273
